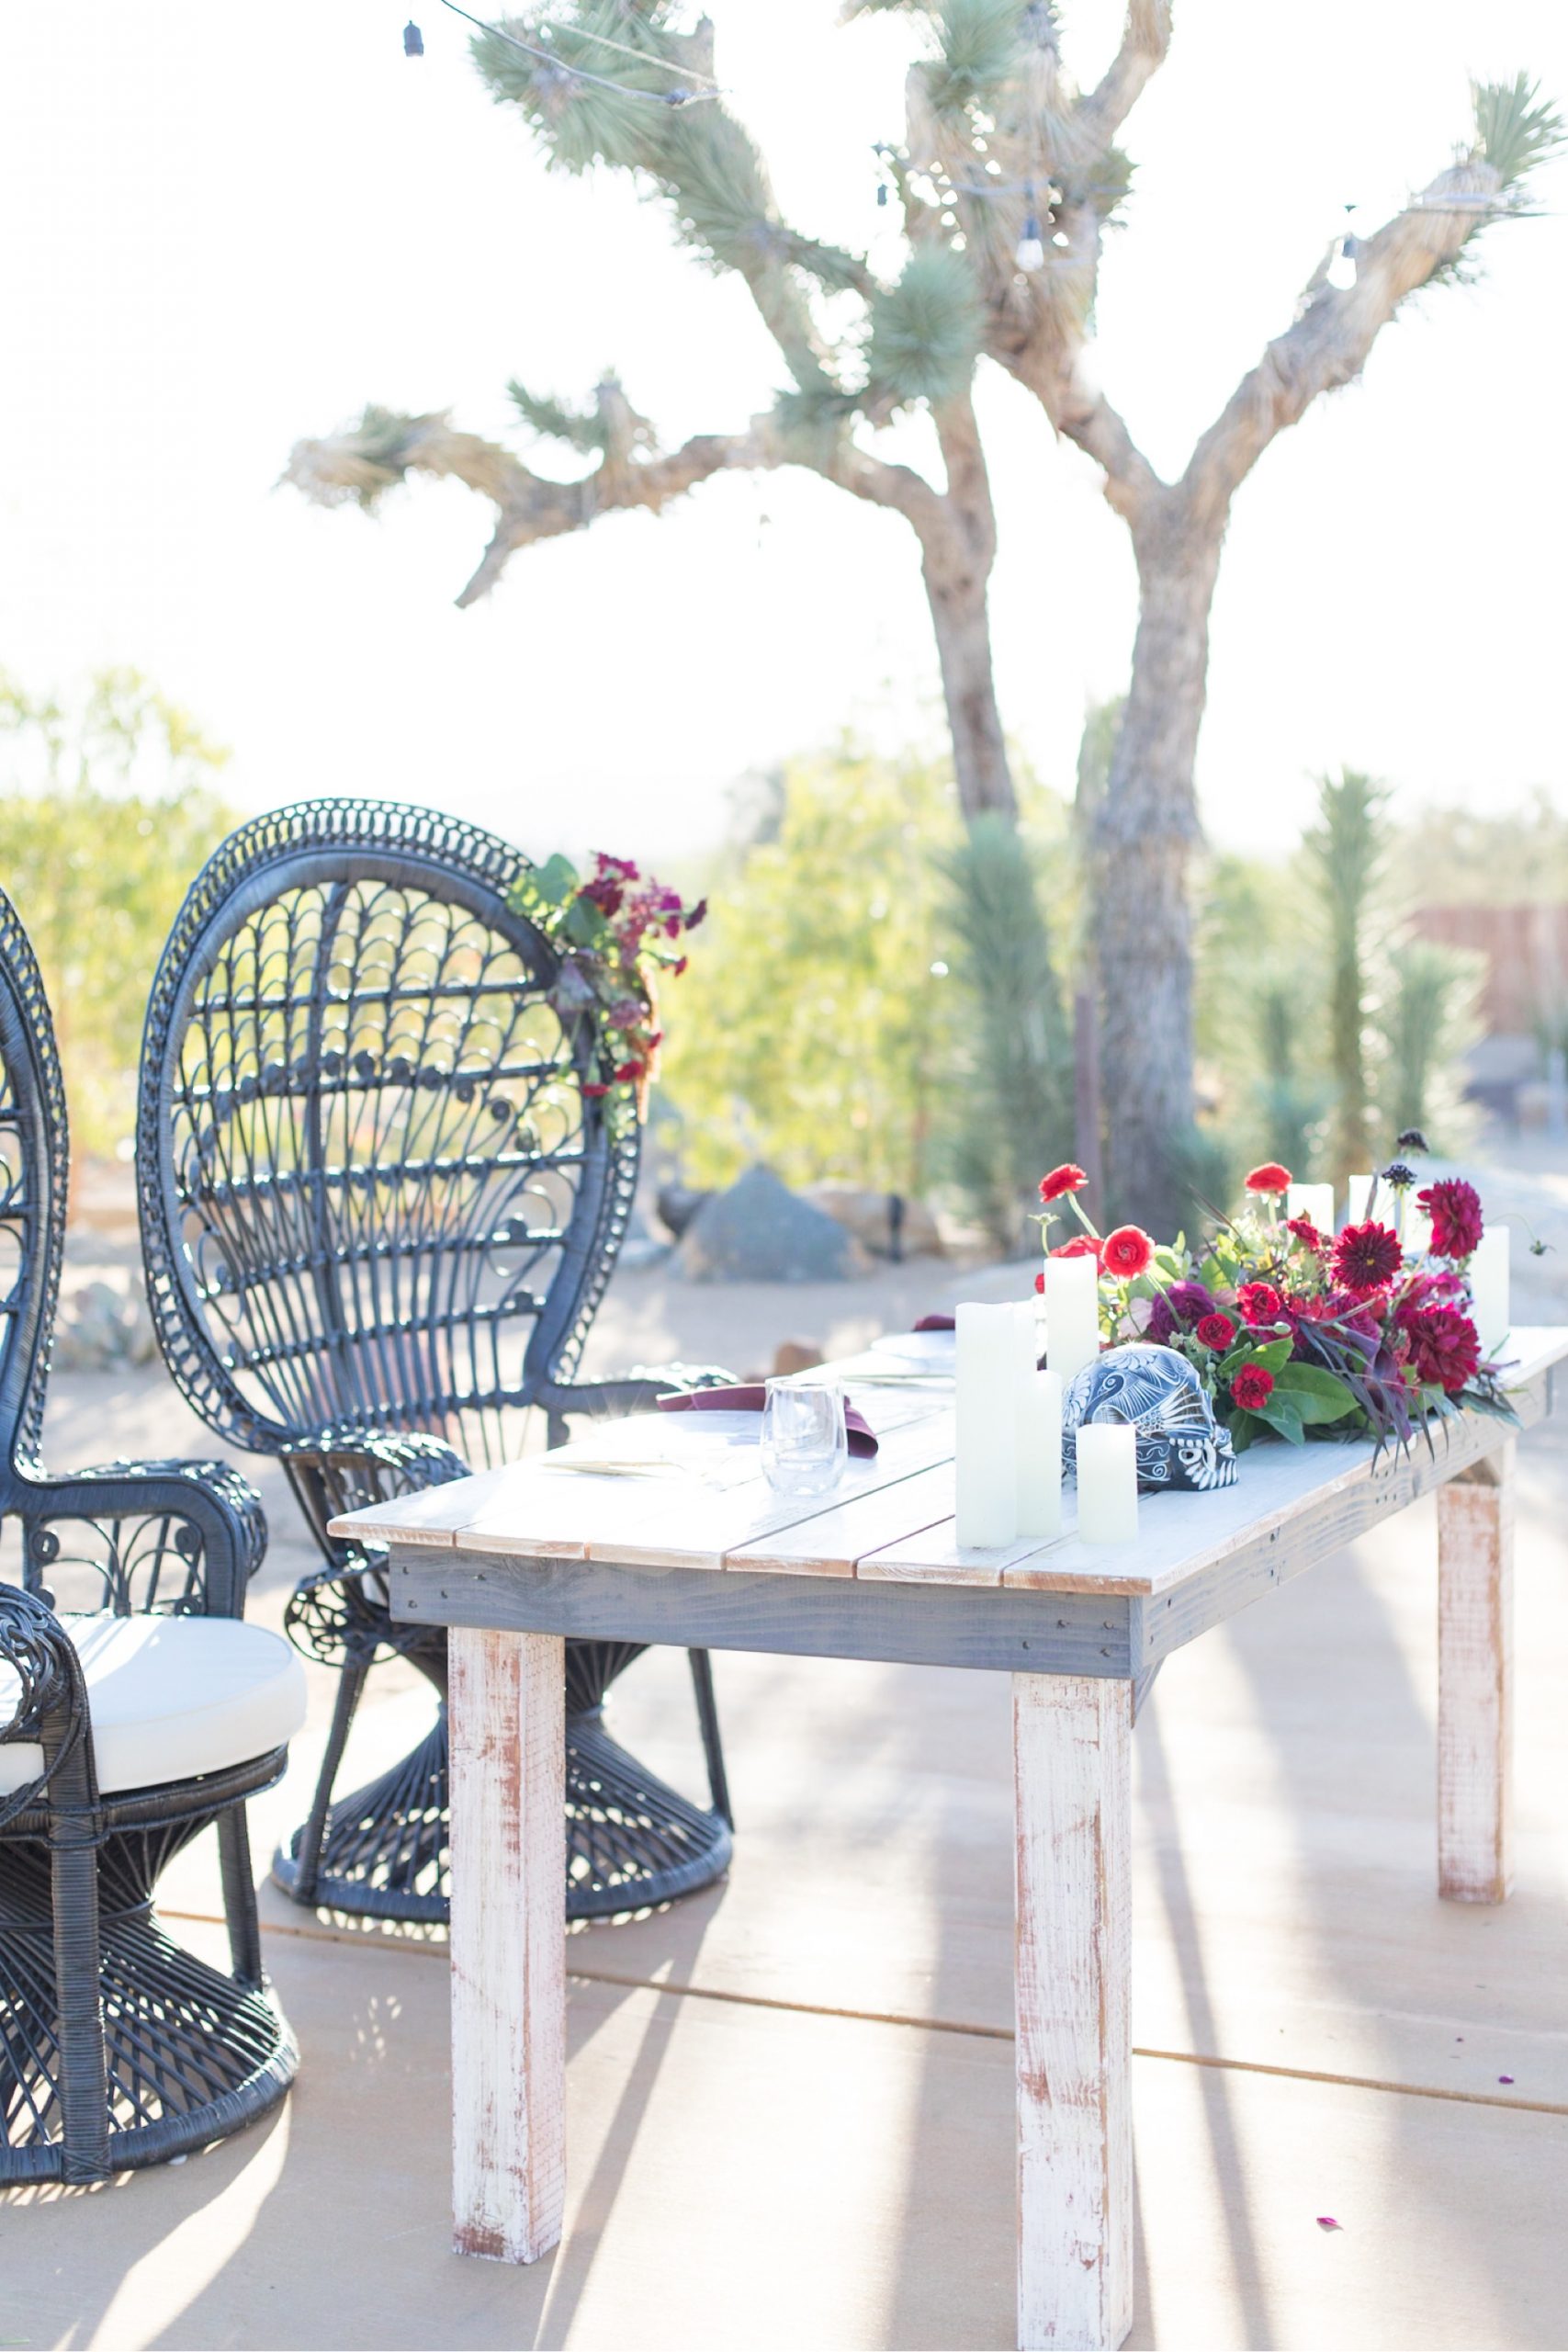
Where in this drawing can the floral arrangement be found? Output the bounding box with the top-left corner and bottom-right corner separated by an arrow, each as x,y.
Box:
507,850 -> 705,1122
1034,1147 -> 1515,1453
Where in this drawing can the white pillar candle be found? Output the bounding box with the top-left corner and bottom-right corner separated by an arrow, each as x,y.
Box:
955,1302 -> 1020,1548
1469,1225 -> 1511,1353
1347,1173 -> 1374,1227
1286,1182 -> 1335,1236
1075,1423 -> 1139,1545
1013,1305 -> 1063,1540
1043,1251 -> 1100,1390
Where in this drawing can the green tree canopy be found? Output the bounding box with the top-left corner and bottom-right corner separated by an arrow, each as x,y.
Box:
0,671 -> 238,1159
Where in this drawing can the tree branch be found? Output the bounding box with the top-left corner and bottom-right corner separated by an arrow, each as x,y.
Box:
282,409 -> 784,606
281,403 -> 959,603
1179,157 -> 1505,527
1077,0 -> 1173,142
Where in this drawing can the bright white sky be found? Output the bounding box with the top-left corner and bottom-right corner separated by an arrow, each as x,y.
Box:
1,1 -> 1564,870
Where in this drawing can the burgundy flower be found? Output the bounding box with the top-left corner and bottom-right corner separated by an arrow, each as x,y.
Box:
1101,1225 -> 1154,1280
579,876 -> 624,917
1401,1304 -> 1481,1395
1167,1278 -> 1216,1325
1231,1364 -> 1276,1411
1331,1219 -> 1404,1298
1197,1312 -> 1236,1350
1145,1293 -> 1177,1344
582,1080 -> 611,1100
1039,1162 -> 1088,1204
1237,1281 -> 1285,1327
1418,1179 -> 1483,1261
1245,1161 -> 1293,1195
686,898 -> 708,930
1285,1216 -> 1326,1252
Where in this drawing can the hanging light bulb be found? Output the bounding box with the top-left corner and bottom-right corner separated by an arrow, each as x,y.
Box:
403,19 -> 424,55
1016,184 -> 1046,272
1326,233 -> 1359,291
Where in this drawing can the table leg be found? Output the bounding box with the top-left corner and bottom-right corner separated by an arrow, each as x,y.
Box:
1014,1673 -> 1134,2352
1437,1442 -> 1515,1903
448,1625 -> 567,2261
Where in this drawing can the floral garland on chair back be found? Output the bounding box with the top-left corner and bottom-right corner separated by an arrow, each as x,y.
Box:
1035,1146 -> 1516,1455
507,851 -> 705,1129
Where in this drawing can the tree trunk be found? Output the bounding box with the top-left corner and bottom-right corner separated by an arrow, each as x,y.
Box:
923,549 -> 1016,820
923,401 -> 1017,824
1093,500 -> 1221,1230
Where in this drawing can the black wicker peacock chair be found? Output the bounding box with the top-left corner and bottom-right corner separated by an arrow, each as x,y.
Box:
0,885 -> 301,2185
136,798 -> 733,1928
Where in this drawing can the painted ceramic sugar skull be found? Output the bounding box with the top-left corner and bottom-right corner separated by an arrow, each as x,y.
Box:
1063,1343 -> 1238,1492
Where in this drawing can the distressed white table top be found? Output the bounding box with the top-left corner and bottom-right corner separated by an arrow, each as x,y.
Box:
330,1328 -> 1568,1599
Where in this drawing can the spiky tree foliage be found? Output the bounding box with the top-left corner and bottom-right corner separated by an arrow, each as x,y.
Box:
939,812 -> 1071,1249
286,4 -> 1027,819
285,11 -> 1559,1226
1376,936 -> 1483,1151
1303,770 -> 1388,1189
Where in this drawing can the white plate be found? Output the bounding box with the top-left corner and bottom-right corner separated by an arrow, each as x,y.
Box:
870,1329 -> 956,1366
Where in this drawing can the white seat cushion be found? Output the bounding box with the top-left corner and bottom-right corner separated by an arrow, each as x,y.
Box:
0,1613 -> 308,1799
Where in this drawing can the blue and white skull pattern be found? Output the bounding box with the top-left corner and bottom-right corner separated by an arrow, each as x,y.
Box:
1062,1343 -> 1238,1492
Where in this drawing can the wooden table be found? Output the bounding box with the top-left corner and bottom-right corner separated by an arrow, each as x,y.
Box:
333,1329 -> 1568,2352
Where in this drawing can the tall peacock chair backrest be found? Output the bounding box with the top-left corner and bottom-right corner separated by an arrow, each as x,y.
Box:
137,801 -> 641,1467
0,888 -> 68,1507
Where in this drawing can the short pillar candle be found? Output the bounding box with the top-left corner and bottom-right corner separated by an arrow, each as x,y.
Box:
1076,1424 -> 1139,1546
955,1303 -> 1020,1549
1469,1226 -> 1511,1353
1286,1182 -> 1335,1236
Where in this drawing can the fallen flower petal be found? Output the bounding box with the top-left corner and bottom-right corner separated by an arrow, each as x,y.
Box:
1499,2074 -> 1515,2085
1315,2216 -> 1343,2233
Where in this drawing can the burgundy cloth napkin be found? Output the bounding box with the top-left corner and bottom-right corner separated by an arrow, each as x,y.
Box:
657,1383 -> 879,1458
911,1313 -> 955,1332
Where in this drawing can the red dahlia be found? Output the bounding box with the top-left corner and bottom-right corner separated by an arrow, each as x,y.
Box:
1039,1162 -> 1088,1204
1231,1364 -> 1276,1411
1417,1178 -> 1483,1261
1402,1304 -> 1481,1395
1245,1161 -> 1293,1195
1236,1281 -> 1285,1326
1331,1219 -> 1404,1298
1196,1312 -> 1236,1350
1101,1225 -> 1154,1279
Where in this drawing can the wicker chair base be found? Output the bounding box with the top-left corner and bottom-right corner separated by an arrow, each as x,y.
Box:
272,1704 -> 732,1925
1,1820 -> 297,2183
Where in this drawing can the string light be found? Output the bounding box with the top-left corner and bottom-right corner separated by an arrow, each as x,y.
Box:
403,20 -> 424,57
430,0 -> 721,107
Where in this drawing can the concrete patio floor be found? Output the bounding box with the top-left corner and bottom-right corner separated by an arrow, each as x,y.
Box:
6,1246 -> 1568,2350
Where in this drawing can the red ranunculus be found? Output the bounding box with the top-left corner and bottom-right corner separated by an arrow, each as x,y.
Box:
1231,1364 -> 1276,1411
1285,1216 -> 1325,1252
1245,1161 -> 1293,1195
1100,1225 -> 1154,1279
1034,1270 -> 1046,1293
1331,1219 -> 1404,1298
1197,1312 -> 1236,1350
1236,1281 -> 1284,1326
1402,1304 -> 1482,1395
1050,1234 -> 1102,1261
1417,1178 -> 1483,1261
1039,1162 -> 1088,1204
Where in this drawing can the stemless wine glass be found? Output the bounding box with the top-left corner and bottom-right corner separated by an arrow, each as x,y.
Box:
760,1378 -> 848,1497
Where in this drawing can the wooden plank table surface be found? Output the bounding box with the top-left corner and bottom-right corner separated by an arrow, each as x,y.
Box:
333,1328 -> 1568,2352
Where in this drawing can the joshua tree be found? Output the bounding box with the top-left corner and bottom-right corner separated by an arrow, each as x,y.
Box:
287,6 -> 1559,1226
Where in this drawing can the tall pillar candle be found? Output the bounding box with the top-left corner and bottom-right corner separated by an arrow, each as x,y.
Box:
1013,1304 -> 1063,1541
1286,1182 -> 1335,1236
1043,1251 -> 1100,1389
1076,1423 -> 1139,1545
1469,1226 -> 1511,1353
1346,1173 -> 1374,1227
955,1303 -> 1019,1549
